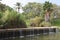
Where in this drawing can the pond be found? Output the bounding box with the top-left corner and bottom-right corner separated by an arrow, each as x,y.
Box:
0,32 -> 60,40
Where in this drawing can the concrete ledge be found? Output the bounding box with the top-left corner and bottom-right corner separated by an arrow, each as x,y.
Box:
0,27 -> 57,38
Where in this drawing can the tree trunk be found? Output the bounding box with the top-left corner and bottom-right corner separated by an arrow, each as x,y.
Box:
45,12 -> 50,22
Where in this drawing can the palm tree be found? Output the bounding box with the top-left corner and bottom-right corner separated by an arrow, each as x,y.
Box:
15,2 -> 21,12
43,1 -> 53,22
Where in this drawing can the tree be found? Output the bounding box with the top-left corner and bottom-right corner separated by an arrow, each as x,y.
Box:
1,10 -> 27,29
43,1 -> 53,22
52,4 -> 60,19
22,2 -> 42,19
0,2 -> 6,12
15,2 -> 21,12
0,3 -> 13,26
0,3 -> 27,28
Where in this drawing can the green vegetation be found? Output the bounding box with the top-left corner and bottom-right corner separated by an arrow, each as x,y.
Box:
52,19 -> 60,27
0,2 -> 27,29
30,16 -> 43,27
22,1 -> 53,27
40,21 -> 51,27
22,1 -> 60,27
0,1 -> 60,28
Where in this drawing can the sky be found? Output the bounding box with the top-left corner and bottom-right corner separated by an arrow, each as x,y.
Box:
0,0 -> 60,8
0,0 -> 60,13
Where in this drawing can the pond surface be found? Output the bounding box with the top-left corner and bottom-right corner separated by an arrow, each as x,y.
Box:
0,32 -> 60,40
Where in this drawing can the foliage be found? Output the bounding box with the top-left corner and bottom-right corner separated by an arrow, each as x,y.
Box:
2,10 -> 27,28
40,21 -> 51,27
30,16 -> 43,27
0,12 -> 3,18
15,2 -> 21,12
0,2 -> 13,12
52,19 -> 60,26
43,1 -> 53,22
25,19 -> 30,27
0,2 -> 6,12
0,1 -> 60,28
43,1 -> 53,11
0,2 -> 27,28
22,2 -> 42,19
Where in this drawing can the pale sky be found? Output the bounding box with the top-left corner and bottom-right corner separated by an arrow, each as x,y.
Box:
0,0 -> 60,8
0,0 -> 60,13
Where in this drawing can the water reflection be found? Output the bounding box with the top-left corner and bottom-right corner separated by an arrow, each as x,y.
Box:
0,32 -> 60,40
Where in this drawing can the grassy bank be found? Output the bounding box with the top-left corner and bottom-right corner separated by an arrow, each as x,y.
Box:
52,19 -> 60,27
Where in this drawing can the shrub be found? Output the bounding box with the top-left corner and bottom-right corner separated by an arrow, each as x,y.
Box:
0,10 -> 27,29
30,16 -> 43,27
40,21 -> 51,27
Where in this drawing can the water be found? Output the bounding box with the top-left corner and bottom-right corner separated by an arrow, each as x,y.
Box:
0,32 -> 60,40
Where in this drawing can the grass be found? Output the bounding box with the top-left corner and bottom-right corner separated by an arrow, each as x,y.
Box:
52,18 -> 60,27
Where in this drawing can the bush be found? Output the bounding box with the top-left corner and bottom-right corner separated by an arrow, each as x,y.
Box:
0,10 -> 27,29
3,13 -> 27,29
40,21 -> 51,27
30,16 -> 43,27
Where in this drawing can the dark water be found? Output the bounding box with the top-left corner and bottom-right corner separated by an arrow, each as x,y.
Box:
0,32 -> 60,40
